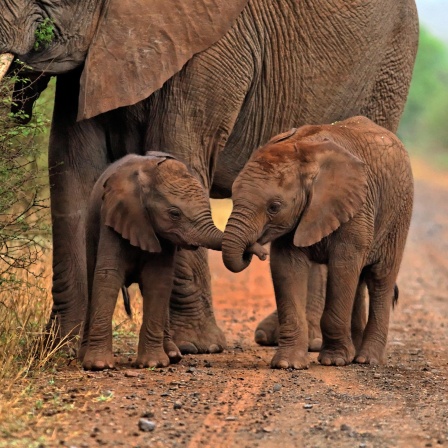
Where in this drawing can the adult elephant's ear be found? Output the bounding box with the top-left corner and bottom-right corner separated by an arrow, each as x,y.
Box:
293,140 -> 368,248
78,0 -> 248,120
102,166 -> 162,253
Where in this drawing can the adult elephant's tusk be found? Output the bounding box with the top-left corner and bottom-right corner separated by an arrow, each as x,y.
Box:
0,53 -> 14,82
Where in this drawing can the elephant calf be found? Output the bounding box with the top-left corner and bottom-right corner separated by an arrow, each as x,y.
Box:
223,116 -> 413,369
80,152 -> 224,371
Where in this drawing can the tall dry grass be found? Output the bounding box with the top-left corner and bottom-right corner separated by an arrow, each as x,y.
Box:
0,251 -> 142,438
0,255 -> 56,386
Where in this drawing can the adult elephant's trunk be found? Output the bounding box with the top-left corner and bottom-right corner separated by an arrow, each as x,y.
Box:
222,207 -> 264,273
0,53 -> 14,82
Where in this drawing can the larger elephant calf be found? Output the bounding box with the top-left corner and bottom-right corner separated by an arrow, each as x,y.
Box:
222,116 -> 414,369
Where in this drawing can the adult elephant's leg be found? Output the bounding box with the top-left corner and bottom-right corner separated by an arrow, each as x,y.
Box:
254,310 -> 279,347
255,263 -> 327,351
46,71 -> 108,342
170,248 -> 226,354
360,5 -> 418,133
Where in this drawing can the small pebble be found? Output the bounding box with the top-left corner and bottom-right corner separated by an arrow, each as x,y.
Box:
138,418 -> 156,432
124,371 -> 139,378
340,424 -> 351,431
303,404 -> 313,409
273,383 -> 282,392
174,401 -> 182,410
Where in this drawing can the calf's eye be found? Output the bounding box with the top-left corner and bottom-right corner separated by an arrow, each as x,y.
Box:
267,201 -> 282,214
168,208 -> 182,221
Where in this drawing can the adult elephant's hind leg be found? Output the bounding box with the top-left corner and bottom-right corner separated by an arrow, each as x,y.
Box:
170,248 -> 226,354
254,310 -> 279,347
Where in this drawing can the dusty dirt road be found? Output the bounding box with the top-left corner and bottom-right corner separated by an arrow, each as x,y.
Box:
3,159 -> 448,447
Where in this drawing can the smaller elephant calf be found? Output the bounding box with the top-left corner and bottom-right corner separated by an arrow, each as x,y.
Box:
80,151 -> 224,370
223,116 -> 414,369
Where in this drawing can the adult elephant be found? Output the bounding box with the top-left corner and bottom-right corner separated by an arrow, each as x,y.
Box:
0,0 -> 418,353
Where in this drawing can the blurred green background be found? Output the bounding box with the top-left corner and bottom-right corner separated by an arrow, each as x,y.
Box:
391,0 -> 448,164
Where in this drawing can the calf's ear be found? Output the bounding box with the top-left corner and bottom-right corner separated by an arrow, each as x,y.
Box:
102,166 -> 162,253
293,139 -> 368,247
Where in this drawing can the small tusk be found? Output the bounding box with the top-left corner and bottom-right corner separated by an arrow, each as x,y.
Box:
0,53 -> 14,82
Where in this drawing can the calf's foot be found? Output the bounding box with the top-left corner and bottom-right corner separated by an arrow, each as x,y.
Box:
82,349 -> 115,371
271,347 -> 310,370
318,339 -> 356,366
134,349 -> 170,369
355,344 -> 386,365
307,320 -> 322,352
164,339 -> 182,364
255,309 -> 323,351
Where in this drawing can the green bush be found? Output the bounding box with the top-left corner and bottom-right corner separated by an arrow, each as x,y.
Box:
0,64 -> 52,291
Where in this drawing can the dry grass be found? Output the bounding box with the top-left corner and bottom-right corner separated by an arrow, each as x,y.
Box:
0,252 -> 142,441
0,254 -> 61,437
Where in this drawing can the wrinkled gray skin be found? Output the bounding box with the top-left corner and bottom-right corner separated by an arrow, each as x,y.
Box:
223,116 -> 414,369
0,0 -> 418,354
81,153 -> 224,370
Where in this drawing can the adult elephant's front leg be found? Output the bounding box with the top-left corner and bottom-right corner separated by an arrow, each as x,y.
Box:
46,72 -> 108,343
48,187 -> 89,341
170,248 -> 226,354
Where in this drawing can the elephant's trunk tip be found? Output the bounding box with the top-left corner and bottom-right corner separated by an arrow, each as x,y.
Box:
222,240 -> 262,273
222,215 -> 266,273
247,242 -> 269,261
